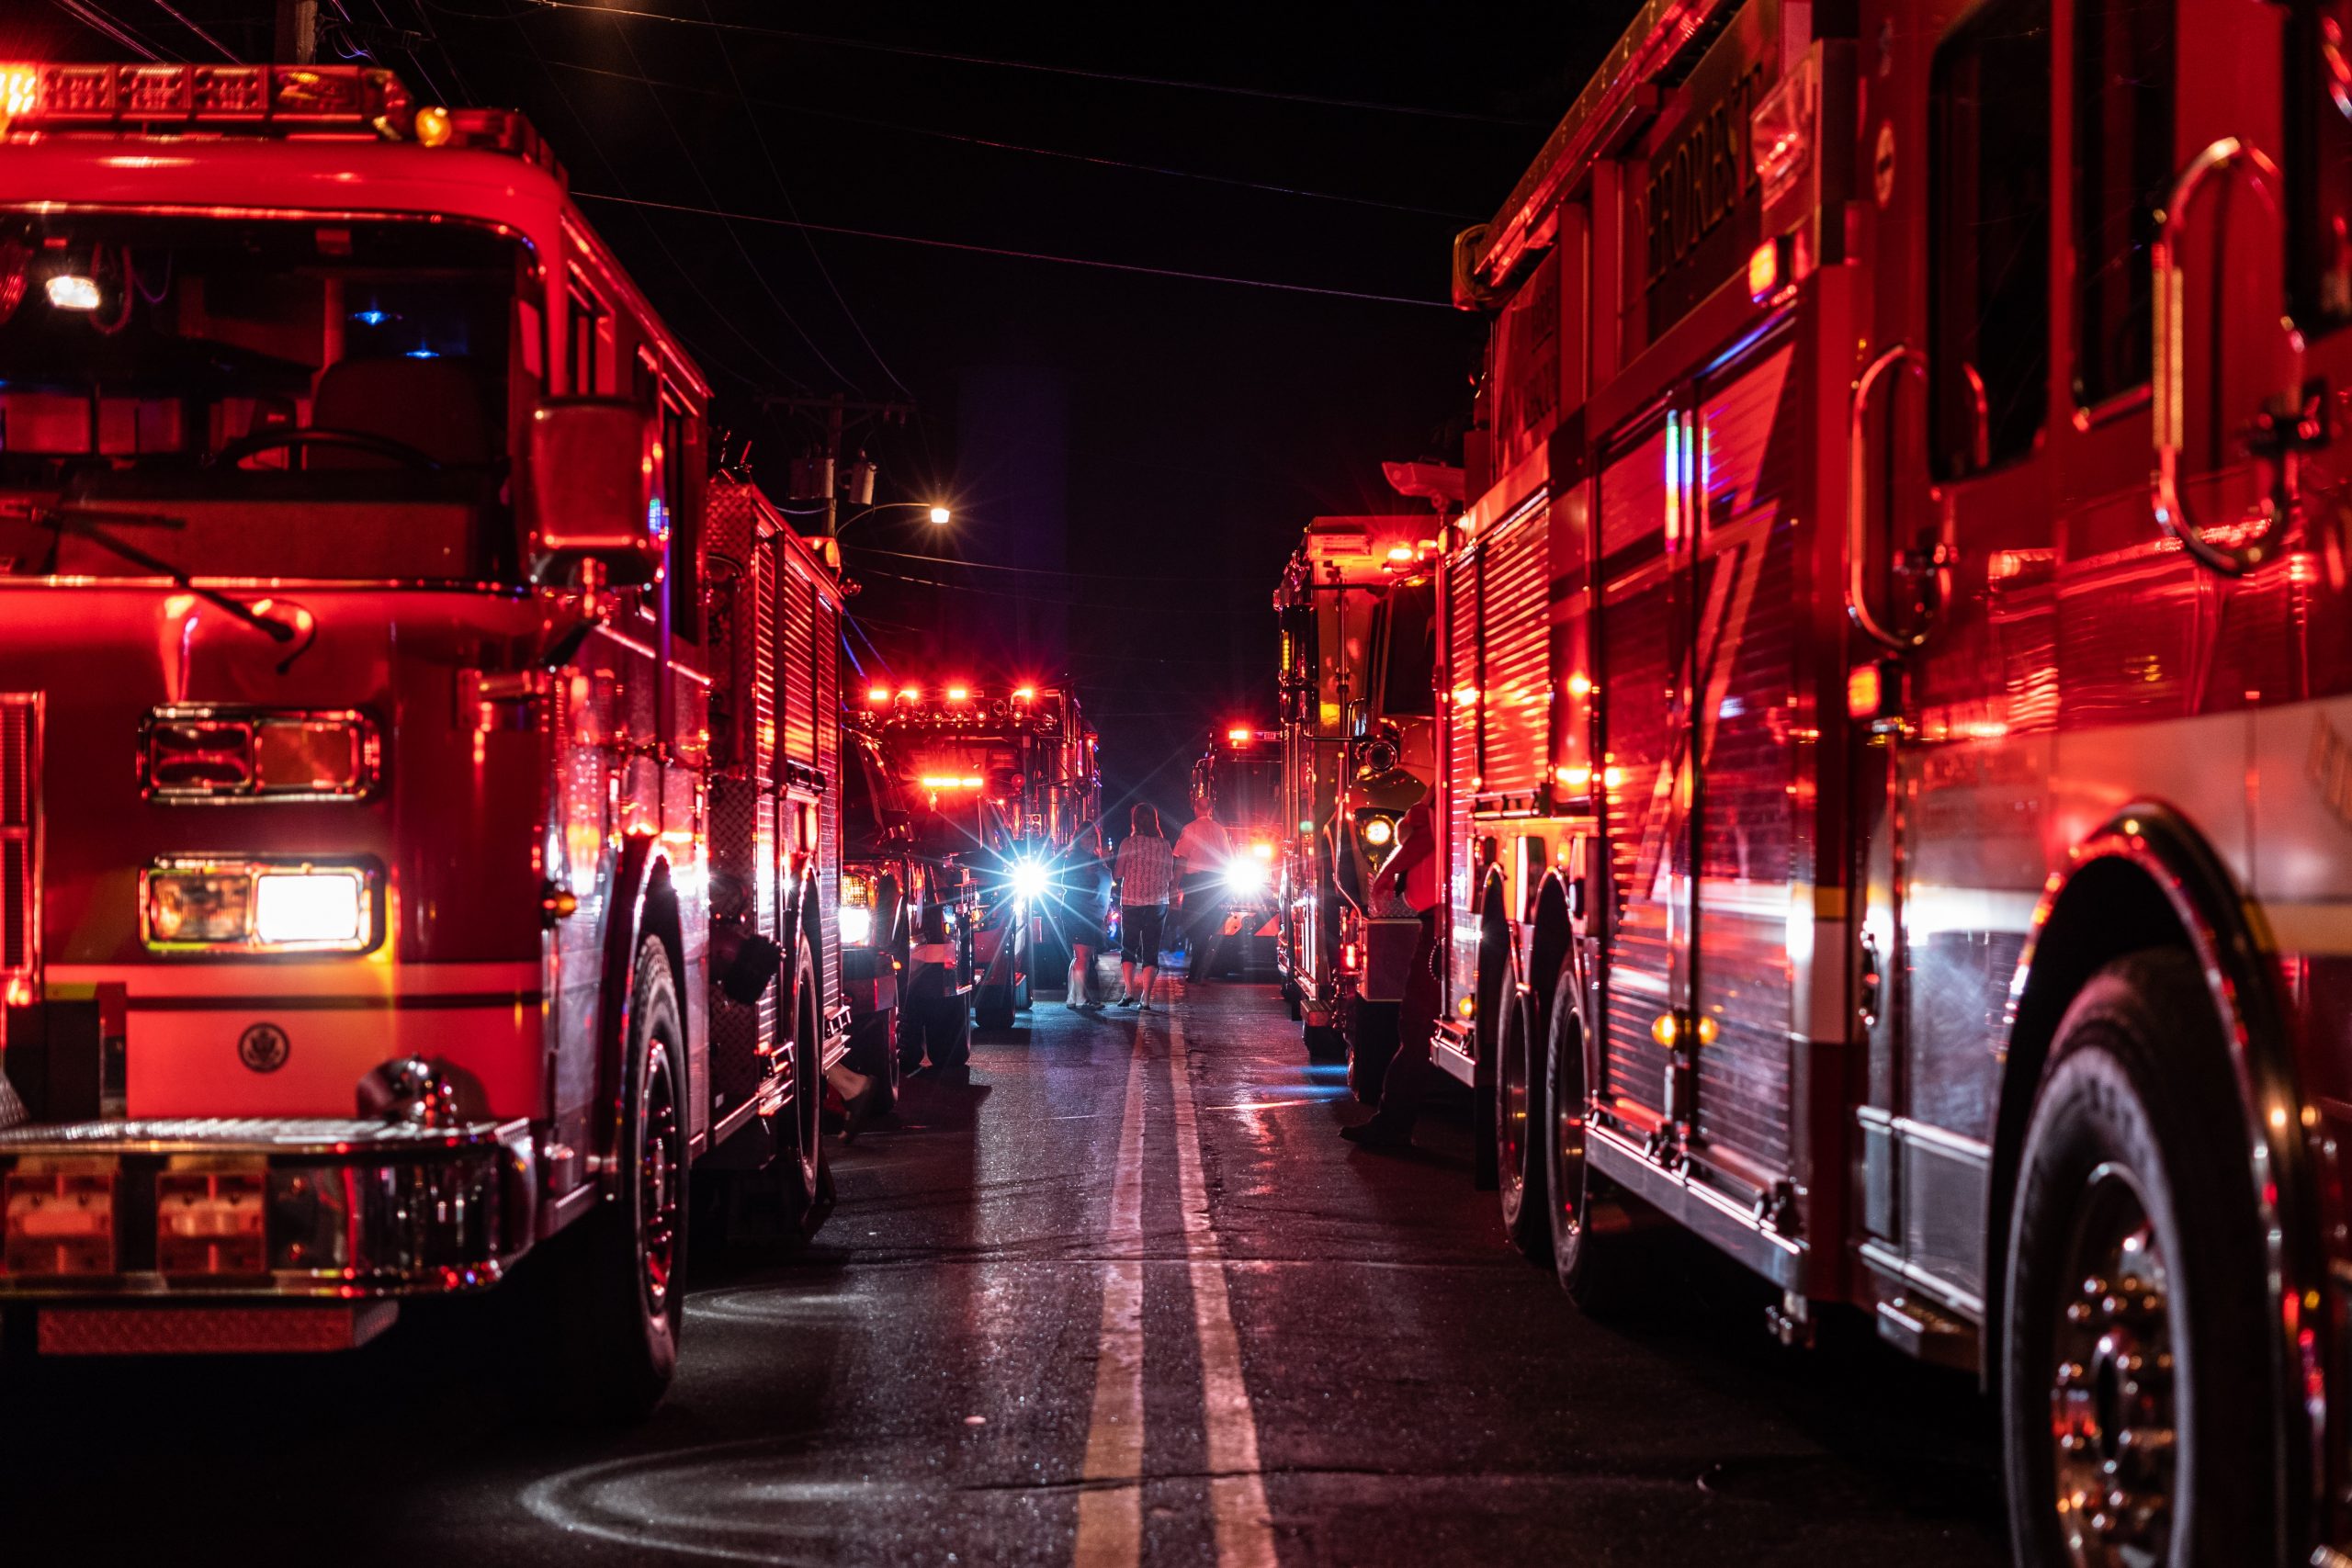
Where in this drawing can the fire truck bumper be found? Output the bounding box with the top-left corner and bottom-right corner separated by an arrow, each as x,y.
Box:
0,1116 -> 533,1314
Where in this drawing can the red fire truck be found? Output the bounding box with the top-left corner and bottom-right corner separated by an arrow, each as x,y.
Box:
1183,724 -> 1284,978
1272,518 -> 1438,1093
1429,0 -> 2352,1559
859,681 -> 1098,1033
0,63 -> 846,1414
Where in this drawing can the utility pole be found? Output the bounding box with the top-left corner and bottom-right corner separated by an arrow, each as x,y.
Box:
761,393 -> 917,539
275,0 -> 317,62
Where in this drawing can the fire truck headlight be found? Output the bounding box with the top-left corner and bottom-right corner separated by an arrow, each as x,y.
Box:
45,274 -> 102,312
838,904 -> 875,947
1011,859 -> 1051,903
1223,858 -> 1267,894
1360,815 -> 1396,849
254,871 -> 366,947
146,866 -> 255,944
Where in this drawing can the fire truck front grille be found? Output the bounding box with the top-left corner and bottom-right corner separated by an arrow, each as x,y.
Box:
0,694 -> 39,992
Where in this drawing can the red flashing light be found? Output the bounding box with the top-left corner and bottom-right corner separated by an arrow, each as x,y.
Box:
866,686 -> 891,704
1227,727 -> 1252,745
898,686 -> 922,702
0,62 -> 417,137
946,686 -> 970,703
1012,686 -> 1036,702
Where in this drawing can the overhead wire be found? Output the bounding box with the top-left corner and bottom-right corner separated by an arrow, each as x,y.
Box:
518,0 -> 1541,127
53,0 -> 175,60
461,45 -> 1480,222
603,13 -> 865,392
501,11 -> 813,394
146,0 -> 238,61
696,0 -> 910,401
575,192 -> 1453,310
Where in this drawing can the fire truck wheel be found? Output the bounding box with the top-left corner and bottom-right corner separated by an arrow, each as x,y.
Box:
1302,1020 -> 1347,1062
1544,967 -> 1650,1314
1346,1002 -> 1399,1103
975,987 -> 1015,1032
1495,986 -> 1551,1262
553,935 -> 689,1422
779,933 -> 828,1229
2000,950 -> 2280,1568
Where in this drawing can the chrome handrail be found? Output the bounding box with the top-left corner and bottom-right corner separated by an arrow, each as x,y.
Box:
1848,344 -> 1930,652
2152,136 -> 2298,577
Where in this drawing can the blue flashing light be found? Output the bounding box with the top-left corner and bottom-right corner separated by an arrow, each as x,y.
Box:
351,308 -> 394,326
402,347 -> 438,359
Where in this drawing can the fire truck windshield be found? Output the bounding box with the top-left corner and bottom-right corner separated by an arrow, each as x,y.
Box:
0,213 -> 528,581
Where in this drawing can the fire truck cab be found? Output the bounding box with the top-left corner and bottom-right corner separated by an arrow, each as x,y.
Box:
859,682 -> 1098,1035
1183,725 -> 1283,979
1436,0 -> 2352,1559
1272,516 -> 1438,1093
0,64 -> 845,1414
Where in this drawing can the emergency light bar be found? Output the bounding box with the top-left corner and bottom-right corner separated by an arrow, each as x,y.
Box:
0,62 -> 418,139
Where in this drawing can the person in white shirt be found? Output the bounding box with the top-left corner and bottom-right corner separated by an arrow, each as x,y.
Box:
1171,798 -> 1233,982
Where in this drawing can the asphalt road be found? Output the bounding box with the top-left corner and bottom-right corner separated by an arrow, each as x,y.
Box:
0,977 -> 2005,1566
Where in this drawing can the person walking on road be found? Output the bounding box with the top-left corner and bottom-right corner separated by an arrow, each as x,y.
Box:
1059,821 -> 1112,1011
1113,803 -> 1175,1010
1340,792 -> 1441,1148
1171,796 -> 1233,982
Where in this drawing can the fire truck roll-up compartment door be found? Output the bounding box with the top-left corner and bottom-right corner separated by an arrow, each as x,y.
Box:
1596,330 -> 1809,1201
1474,503 -> 1552,809
773,553 -> 842,1023
705,481 -> 782,1124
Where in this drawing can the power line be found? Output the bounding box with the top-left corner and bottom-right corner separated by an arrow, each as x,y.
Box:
517,0 -> 1542,127
844,544 -> 1237,587
695,0 -> 908,400
469,46 -> 1479,222
503,14 -> 813,394
147,0 -> 238,61
603,14 -> 864,392
573,193 -> 1453,310
54,0 -> 174,60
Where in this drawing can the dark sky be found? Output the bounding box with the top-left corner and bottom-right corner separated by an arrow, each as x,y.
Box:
22,0 -> 1644,818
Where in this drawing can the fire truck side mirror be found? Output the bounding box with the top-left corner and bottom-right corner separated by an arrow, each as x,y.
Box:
524,399 -> 664,589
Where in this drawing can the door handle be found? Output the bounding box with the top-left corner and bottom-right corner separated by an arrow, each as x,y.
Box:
2152,136 -> 2301,577
1848,344 -> 1942,652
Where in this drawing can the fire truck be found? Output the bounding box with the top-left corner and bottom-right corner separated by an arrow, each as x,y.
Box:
1425,0 -> 2352,1559
860,682 -> 1098,1032
1182,724 -> 1283,978
1272,517 -> 1438,1094
836,717 -> 937,1107
0,63 -> 849,1415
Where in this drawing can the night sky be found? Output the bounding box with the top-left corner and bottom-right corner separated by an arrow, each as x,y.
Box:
20,0 -> 1644,819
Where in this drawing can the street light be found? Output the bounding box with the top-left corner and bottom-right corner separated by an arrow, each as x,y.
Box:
836,500 -> 952,536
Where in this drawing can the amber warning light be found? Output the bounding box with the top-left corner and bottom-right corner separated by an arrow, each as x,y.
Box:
0,62 -> 423,138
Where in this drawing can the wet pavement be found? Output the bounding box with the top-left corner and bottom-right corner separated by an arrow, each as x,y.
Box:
0,977 -> 2005,1566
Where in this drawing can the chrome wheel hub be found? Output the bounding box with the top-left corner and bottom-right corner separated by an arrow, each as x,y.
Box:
640,1046 -> 681,1315
2049,1167 -> 2176,1568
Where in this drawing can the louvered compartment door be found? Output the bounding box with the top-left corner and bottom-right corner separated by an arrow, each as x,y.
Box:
1476,503 -> 1551,807
1595,414 -> 1689,1129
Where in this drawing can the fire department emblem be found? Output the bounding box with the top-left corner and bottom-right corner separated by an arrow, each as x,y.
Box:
238,1022 -> 289,1074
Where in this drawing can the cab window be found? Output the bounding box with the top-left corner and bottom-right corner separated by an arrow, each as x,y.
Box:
1379,579 -> 1436,717
2290,2 -> 2352,332
2074,0 -> 2174,407
1928,0 -> 2052,477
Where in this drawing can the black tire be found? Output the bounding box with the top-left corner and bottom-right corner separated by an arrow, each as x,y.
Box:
1544,966 -> 1651,1314
1496,984 -> 1550,1260
2000,951 -> 2282,1568
1346,1001 -> 1400,1104
777,932 -> 827,1234
550,935 -> 689,1422
1302,1020 -> 1348,1062
975,985 -> 1015,1032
